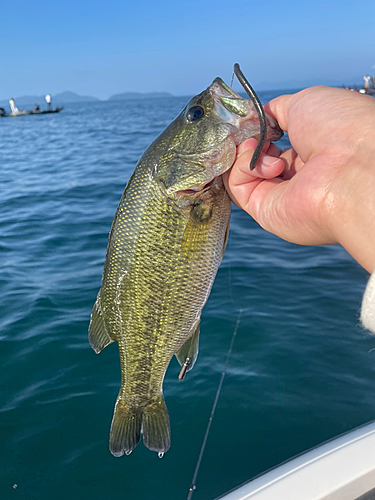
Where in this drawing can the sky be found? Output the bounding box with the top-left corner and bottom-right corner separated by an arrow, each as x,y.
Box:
1,0 -> 374,100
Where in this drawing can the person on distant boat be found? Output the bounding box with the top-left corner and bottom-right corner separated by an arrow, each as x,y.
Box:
45,94 -> 52,110
364,74 -> 370,90
9,98 -> 19,115
224,86 -> 375,333
0,107 -> 6,116
33,103 -> 40,112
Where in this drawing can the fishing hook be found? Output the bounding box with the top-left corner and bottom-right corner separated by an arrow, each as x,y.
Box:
233,63 -> 267,171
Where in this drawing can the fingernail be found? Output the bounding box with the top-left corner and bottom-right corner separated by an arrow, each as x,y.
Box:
262,155 -> 280,166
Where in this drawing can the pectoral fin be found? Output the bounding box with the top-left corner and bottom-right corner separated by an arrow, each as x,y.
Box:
181,202 -> 212,257
176,319 -> 200,380
88,296 -> 117,353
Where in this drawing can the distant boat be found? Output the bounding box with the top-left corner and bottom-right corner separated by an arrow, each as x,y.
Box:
0,106 -> 64,117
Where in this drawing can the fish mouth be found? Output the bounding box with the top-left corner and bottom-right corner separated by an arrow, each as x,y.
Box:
209,77 -> 283,144
211,77 -> 241,98
209,78 -> 252,120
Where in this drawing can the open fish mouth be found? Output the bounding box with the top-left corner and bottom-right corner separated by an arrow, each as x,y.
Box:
210,64 -> 283,169
209,74 -> 283,146
210,77 -> 247,101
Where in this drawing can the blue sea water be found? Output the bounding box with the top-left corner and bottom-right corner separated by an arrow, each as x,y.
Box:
1,91 -> 374,500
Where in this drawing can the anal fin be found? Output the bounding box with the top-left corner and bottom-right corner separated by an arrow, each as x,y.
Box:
175,319 -> 200,380
88,296 -> 116,353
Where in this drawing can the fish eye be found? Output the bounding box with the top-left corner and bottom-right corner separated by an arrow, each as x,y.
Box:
187,105 -> 204,122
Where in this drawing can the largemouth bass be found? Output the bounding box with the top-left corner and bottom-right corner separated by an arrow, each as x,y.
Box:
89,76 -> 283,457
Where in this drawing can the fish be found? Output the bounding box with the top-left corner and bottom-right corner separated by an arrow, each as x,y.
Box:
88,75 -> 283,457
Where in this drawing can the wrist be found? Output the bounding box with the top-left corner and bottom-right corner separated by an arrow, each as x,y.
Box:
328,154 -> 375,273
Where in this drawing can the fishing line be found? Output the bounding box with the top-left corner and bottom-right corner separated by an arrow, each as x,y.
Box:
186,309 -> 243,500
230,70 -> 235,89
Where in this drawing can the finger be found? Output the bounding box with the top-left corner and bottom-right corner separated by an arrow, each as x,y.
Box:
267,142 -> 282,157
263,95 -> 293,132
227,175 -> 285,220
256,152 -> 285,178
223,171 -> 263,209
264,88 -> 315,132
227,149 -> 285,196
237,137 -> 259,156
248,177 -> 285,221
279,148 -> 305,179
237,137 -> 271,157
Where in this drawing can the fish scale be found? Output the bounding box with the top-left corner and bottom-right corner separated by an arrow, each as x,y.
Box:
89,76 -> 283,456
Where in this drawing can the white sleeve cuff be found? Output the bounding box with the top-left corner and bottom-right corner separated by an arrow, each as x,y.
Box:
361,272 -> 375,333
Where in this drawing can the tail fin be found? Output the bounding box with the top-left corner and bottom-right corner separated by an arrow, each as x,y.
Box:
109,399 -> 142,457
109,395 -> 171,456
143,396 -> 171,453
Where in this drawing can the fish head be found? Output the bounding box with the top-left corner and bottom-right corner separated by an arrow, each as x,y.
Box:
154,77 -> 283,196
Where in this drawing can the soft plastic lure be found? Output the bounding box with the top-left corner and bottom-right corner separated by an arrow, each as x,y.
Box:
233,63 -> 267,171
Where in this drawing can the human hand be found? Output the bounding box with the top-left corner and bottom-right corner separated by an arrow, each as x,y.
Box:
223,86 -> 375,273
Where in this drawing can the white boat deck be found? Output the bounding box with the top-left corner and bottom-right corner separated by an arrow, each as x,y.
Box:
216,420 -> 375,500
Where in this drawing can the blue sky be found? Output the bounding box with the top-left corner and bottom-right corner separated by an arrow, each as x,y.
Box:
1,0 -> 374,99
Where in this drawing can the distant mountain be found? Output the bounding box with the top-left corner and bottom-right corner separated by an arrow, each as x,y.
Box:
54,91 -> 100,103
0,91 -> 100,109
108,91 -> 173,101
0,90 -> 176,109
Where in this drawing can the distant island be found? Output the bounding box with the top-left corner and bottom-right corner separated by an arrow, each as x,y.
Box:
0,91 -> 100,108
52,91 -> 100,103
0,73 -> 370,108
0,90 -> 175,108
